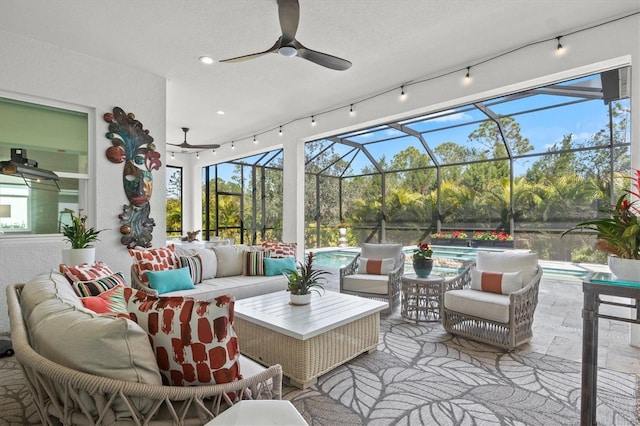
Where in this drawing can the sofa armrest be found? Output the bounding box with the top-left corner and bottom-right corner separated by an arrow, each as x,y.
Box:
129,265 -> 159,296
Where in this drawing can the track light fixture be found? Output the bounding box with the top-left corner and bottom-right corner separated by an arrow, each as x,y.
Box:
556,36 -> 564,54
311,116 -> 316,126
350,104 -> 355,116
400,86 -> 406,100
465,67 -> 471,80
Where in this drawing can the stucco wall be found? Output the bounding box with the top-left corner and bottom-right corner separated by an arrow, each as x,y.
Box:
0,31 -> 166,333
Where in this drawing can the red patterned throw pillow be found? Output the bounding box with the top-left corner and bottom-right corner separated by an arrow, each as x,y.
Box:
123,288 -> 242,387
80,284 -> 128,315
128,245 -> 179,284
60,261 -> 115,282
261,241 -> 296,258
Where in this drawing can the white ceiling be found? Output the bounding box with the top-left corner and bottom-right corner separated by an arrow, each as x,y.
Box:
1,1 -> 639,150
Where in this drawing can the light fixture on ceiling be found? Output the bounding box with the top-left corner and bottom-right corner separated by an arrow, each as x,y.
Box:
0,148 -> 60,191
231,141 -> 235,149
278,46 -> 297,57
212,148 -> 216,155
217,110 -> 225,115
465,67 -> 471,80
311,116 -> 316,126
400,86 -> 406,100
350,104 -> 355,116
170,152 -> 175,159
556,36 -> 564,55
279,126 -> 283,136
199,56 -> 214,65
195,152 -> 200,159
253,135 -> 258,144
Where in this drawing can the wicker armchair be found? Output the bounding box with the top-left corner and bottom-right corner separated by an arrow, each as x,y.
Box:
442,252 -> 542,351
339,243 -> 405,313
7,282 -> 283,425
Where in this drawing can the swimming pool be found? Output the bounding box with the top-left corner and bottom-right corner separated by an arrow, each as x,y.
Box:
312,247 -> 474,277
311,247 -> 596,280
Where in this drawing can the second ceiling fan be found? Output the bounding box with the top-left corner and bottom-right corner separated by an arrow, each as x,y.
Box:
167,128 -> 220,150
219,0 -> 352,71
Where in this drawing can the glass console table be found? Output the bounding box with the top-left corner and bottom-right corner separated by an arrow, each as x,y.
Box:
581,272 -> 640,426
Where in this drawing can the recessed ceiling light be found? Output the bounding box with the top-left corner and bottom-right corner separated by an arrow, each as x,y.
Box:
217,110 -> 225,115
199,56 -> 214,65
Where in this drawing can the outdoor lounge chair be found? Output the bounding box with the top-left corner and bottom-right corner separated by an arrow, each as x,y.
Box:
339,243 -> 405,313
442,250 -> 542,351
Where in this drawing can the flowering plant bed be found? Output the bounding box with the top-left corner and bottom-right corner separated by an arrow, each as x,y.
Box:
431,230 -> 468,240
471,231 -> 513,241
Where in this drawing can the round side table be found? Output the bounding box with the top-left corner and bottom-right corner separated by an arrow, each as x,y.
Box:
401,274 -> 445,322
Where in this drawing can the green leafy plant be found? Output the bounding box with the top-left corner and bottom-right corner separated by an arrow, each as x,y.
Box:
472,231 -> 512,241
62,209 -> 103,249
430,230 -> 468,239
284,252 -> 330,296
413,242 -> 433,260
562,170 -> 640,260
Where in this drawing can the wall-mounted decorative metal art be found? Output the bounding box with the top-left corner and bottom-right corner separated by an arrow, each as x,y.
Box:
104,107 -> 162,248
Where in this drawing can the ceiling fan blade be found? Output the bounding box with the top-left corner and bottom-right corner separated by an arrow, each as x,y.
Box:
295,41 -> 352,71
219,39 -> 281,63
278,0 -> 299,44
187,143 -> 221,149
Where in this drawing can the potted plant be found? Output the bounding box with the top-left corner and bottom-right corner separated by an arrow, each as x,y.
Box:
430,230 -> 470,247
412,242 -> 433,278
61,209 -> 104,265
284,252 -> 330,305
563,170 -> 640,281
470,231 -> 514,248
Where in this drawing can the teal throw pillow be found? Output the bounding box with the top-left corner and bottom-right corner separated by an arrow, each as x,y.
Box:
146,267 -> 195,294
263,257 -> 296,277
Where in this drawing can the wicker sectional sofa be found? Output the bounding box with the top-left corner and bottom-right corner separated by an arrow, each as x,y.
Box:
6,270 -> 283,425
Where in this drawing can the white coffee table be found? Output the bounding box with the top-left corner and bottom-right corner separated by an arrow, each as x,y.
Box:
234,291 -> 387,389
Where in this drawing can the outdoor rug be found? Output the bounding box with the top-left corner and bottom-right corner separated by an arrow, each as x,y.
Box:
0,314 -> 638,425
282,313 -> 639,425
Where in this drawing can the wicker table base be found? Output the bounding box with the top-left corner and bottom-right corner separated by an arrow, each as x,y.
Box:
233,292 -> 387,389
401,274 -> 445,322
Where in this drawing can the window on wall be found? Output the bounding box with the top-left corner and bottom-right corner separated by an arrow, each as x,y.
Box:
0,96 -> 90,236
166,165 -> 183,239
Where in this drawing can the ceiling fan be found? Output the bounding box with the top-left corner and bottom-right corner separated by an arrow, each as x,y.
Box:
219,0 -> 352,71
167,128 -> 220,150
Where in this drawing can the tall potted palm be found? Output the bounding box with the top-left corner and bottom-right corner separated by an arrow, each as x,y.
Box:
61,209 -> 104,265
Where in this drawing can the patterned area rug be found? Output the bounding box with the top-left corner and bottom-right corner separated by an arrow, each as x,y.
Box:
283,313 -> 639,426
0,315 -> 638,425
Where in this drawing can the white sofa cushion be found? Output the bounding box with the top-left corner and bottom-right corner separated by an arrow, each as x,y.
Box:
214,244 -> 251,277
162,275 -> 288,300
444,288 -> 510,323
342,273 -> 390,295
476,251 -> 538,284
175,245 -> 218,279
21,270 -> 162,417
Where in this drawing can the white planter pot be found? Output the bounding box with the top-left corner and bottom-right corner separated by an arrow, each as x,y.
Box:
289,293 -> 312,305
607,255 -> 640,282
61,247 -> 96,266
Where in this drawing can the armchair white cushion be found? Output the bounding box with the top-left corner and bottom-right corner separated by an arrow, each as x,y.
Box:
340,243 -> 404,313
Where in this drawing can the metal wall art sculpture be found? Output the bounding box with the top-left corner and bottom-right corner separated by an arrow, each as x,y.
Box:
104,107 -> 162,248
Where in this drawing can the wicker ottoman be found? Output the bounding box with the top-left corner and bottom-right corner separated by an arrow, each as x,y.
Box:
234,291 -> 387,389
